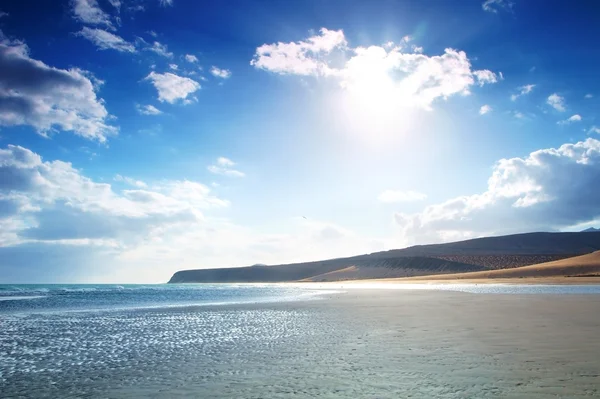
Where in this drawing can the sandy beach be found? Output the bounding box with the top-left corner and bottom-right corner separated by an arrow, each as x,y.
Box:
3,285 -> 600,398
255,288 -> 600,398
343,276 -> 600,285
128,288 -> 600,398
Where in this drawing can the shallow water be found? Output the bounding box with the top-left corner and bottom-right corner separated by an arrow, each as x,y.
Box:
1,284 -> 599,398
0,284 -> 332,315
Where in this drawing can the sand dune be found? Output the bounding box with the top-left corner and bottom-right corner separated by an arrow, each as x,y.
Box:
392,251 -> 600,281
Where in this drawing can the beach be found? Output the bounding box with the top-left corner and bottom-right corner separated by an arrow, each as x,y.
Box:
2,285 -> 600,398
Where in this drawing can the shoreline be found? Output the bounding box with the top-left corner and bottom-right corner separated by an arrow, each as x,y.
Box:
335,276 -> 600,285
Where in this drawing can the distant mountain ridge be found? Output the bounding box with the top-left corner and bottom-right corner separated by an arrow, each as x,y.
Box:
582,227 -> 600,232
168,231 -> 600,283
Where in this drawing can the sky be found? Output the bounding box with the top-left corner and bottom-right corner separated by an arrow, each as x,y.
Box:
1,0 -> 600,283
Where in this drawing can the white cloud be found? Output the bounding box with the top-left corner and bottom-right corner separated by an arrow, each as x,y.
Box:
114,174 -> 147,188
0,144 -> 227,246
0,11 -> 9,18
547,93 -> 566,112
207,157 -> 245,177
570,114 -> 582,122
136,104 -> 162,115
558,114 -> 582,125
510,84 -> 535,101
0,34 -> 116,142
76,27 -> 135,52
169,63 -> 178,70
479,104 -> 492,115
394,138 -> 600,244
378,190 -> 427,203
146,41 -> 173,58
251,28 -> 498,109
145,72 -> 200,104
585,93 -> 593,99
71,0 -> 114,29
210,66 -> 231,79
107,0 -> 121,11
473,69 -> 497,85
159,0 -> 173,6
184,54 -> 198,63
482,0 -> 513,13
514,111 -> 525,119
251,28 -> 347,76
588,126 -> 600,135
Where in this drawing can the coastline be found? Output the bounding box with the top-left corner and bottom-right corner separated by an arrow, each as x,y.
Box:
4,286 -> 600,398
337,276 -> 600,285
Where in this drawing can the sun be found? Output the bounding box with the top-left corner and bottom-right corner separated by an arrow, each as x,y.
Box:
333,70 -> 416,143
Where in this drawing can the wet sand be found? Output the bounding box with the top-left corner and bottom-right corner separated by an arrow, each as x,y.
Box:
8,288 -> 598,398
135,288 -> 600,398
271,289 -> 600,398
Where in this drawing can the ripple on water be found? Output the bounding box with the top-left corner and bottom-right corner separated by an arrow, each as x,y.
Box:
0,308 -> 324,397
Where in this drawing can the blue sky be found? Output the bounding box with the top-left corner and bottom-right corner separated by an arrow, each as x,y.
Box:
1,0 -> 600,283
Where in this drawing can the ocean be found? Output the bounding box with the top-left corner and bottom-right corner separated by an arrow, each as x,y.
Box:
2,284 -> 600,398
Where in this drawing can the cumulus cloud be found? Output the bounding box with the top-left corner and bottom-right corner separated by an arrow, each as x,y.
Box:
210,66 -> 231,79
0,35 -> 116,141
0,144 -> 227,247
482,0 -> 513,13
114,174 -> 147,188
558,114 -> 582,125
585,93 -> 593,99
394,138 -> 600,244
473,69 -> 497,85
207,157 -> 245,177
184,54 -> 198,63
145,72 -> 200,104
547,93 -> 566,112
251,28 -> 347,76
71,0 -> 114,29
378,190 -> 427,203
159,0 -> 173,6
510,84 -> 535,101
146,41 -> 173,58
251,28 -> 498,109
136,104 -> 162,115
479,104 -> 492,115
76,27 -> 135,52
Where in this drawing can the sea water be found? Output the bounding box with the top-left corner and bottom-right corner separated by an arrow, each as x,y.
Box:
0,284 -> 338,398
1,283 -> 600,398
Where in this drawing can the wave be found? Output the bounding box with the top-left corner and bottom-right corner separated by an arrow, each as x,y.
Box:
0,295 -> 46,301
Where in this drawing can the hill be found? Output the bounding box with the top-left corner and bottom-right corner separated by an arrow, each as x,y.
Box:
168,231 -> 600,283
394,251 -> 600,281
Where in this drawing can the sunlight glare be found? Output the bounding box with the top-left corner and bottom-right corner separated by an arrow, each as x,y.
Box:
335,47 -> 417,143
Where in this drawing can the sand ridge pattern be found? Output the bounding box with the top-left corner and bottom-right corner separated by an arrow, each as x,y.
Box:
396,251 -> 600,281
